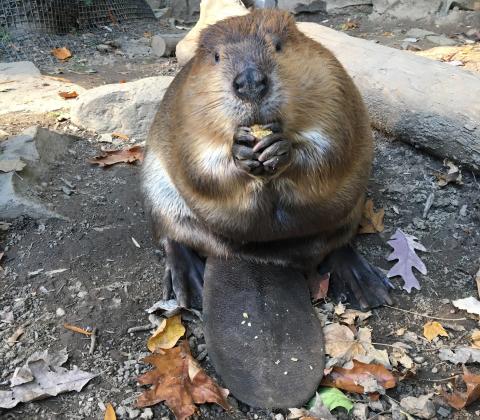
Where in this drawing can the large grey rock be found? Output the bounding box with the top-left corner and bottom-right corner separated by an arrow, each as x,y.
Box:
372,0 -> 443,20
171,0 -> 201,22
0,127 -> 77,220
278,0 -> 371,14
400,395 -> 436,419
70,76 -> 174,141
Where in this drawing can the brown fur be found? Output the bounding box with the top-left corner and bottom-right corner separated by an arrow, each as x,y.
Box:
143,9 -> 373,269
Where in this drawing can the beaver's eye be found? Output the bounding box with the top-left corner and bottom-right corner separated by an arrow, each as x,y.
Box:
214,52 -> 220,63
275,41 -> 282,52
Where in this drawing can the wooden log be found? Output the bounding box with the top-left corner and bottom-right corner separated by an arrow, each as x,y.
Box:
151,34 -> 185,57
298,22 -> 480,172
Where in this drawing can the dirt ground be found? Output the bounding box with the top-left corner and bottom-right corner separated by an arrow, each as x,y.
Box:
1,7 -> 480,420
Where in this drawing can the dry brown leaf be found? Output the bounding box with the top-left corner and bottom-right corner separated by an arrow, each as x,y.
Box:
341,21 -> 359,31
436,161 -> 463,187
442,367 -> 480,409
471,330 -> 480,349
340,309 -> 372,326
89,145 -> 144,167
321,360 -> 396,394
136,341 -> 230,419
63,323 -> 93,336
395,328 -> 406,336
147,315 -> 185,352
423,321 -> 448,342
308,272 -> 330,301
104,403 -> 116,420
415,45 -> 480,73
58,91 -> 78,99
111,132 -> 129,141
7,327 -> 25,347
51,47 -> 72,60
358,199 -> 385,234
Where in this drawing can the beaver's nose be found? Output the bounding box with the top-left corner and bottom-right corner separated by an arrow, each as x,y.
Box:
233,68 -> 269,101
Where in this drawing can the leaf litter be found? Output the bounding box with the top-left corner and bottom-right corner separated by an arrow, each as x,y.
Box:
136,340 -> 230,419
386,229 -> 427,292
423,320 -> 449,342
147,314 -> 185,352
442,367 -> 480,409
89,145 -> 144,167
0,348 -> 96,409
358,199 -> 385,234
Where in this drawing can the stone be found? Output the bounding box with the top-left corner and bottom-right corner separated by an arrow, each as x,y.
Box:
372,0 -> 443,20
400,395 -> 436,419
0,61 -> 85,116
171,0 -> 201,22
127,407 -> 141,419
0,127 -> 76,220
70,76 -> 173,141
352,403 -> 369,420
405,28 -> 436,38
56,307 -> 66,317
437,406 -> 451,417
278,0 -> 372,14
426,34 -> 457,46
140,408 -> 154,419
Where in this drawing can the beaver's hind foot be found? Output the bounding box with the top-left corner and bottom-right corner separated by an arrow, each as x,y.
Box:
321,245 -> 394,310
162,239 -> 205,309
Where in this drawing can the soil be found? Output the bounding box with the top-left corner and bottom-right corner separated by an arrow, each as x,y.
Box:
1,6 -> 480,420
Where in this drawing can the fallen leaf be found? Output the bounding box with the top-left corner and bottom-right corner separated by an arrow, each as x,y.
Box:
436,160 -> 463,187
315,387 -> 353,412
452,296 -> 480,316
324,324 -> 390,368
340,309 -> 372,326
395,328 -> 406,336
321,360 -> 396,394
389,343 -> 414,370
136,341 -> 230,419
89,145 -> 144,167
104,403 -> 116,420
111,132 -> 129,141
438,347 -> 480,364
386,229 -> 427,292
358,199 -> 385,234
423,321 -> 448,342
51,47 -> 72,60
58,91 -> 78,99
0,159 -> 26,173
341,21 -> 359,31
309,272 -> 330,301
442,367 -> 480,409
0,348 -> 96,409
7,327 -> 25,346
472,331 -> 480,349
147,299 -> 181,316
63,323 -> 93,336
147,315 -> 185,352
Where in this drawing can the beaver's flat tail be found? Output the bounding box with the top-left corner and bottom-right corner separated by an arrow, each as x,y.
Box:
203,257 -> 325,409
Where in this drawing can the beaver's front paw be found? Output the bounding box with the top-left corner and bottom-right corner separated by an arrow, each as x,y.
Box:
253,131 -> 292,174
232,126 -> 264,175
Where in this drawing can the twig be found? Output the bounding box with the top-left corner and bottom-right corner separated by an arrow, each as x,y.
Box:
89,327 -> 97,355
369,411 -> 391,419
383,305 -> 466,321
423,192 -> 434,218
127,324 -> 153,333
419,375 -> 460,382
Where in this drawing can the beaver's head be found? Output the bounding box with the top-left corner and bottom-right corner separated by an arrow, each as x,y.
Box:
192,9 -> 300,128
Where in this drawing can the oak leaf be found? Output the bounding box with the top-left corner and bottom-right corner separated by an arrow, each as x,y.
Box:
136,341 -> 230,419
358,199 -> 384,234
89,145 -> 144,167
423,321 -> 448,342
321,360 -> 396,394
147,315 -> 185,352
51,47 -> 72,60
442,367 -> 480,409
386,229 -> 427,292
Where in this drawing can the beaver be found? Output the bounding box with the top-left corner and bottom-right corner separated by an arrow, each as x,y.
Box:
142,8 -> 392,408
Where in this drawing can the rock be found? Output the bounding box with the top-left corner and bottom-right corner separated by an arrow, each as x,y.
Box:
426,34 -> 457,46
372,0 -> 443,20
70,76 -> 173,141
96,44 -> 113,53
0,127 -> 77,220
56,307 -> 66,317
127,407 -> 141,419
117,406 -> 127,418
274,414 -> 284,420
400,395 -> 436,419
278,0 -> 372,14
0,130 -> 10,141
171,0 -> 201,22
0,61 -> 84,116
140,408 -> 154,419
437,406 -> 451,417
406,28 -> 436,38
352,403 -> 369,420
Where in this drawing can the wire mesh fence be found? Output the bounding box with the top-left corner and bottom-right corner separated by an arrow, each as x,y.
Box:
0,0 -> 155,65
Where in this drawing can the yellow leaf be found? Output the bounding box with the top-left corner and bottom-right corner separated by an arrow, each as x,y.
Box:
51,47 -> 72,60
423,321 -> 448,342
472,330 -> 480,349
104,403 -> 116,420
147,315 -> 185,352
358,199 -> 385,234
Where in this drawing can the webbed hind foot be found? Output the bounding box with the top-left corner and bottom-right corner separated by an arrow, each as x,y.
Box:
321,245 -> 394,310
